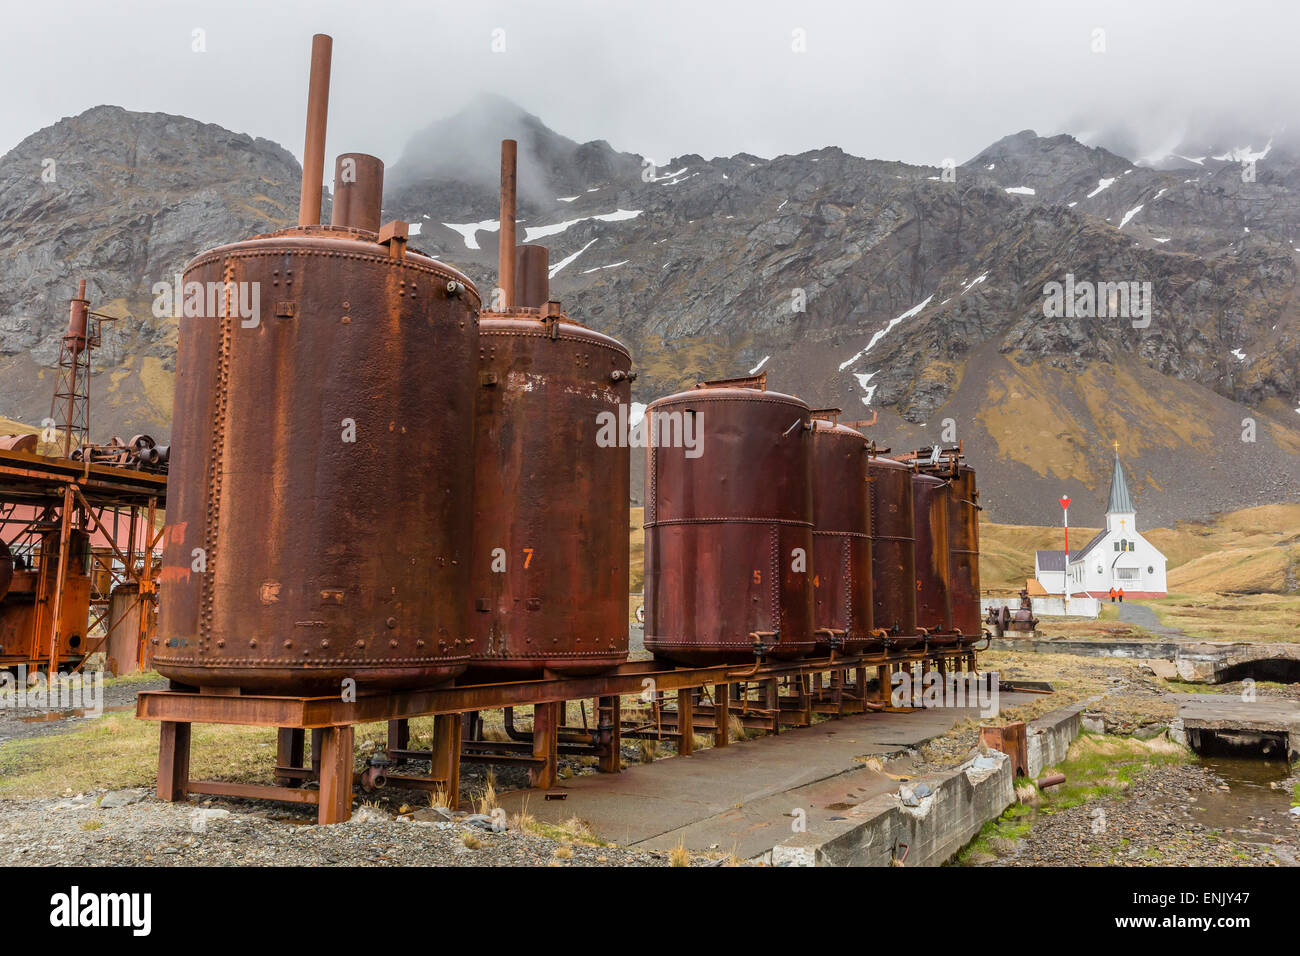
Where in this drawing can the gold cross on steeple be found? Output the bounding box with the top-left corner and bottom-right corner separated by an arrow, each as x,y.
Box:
1112,439 -> 1120,455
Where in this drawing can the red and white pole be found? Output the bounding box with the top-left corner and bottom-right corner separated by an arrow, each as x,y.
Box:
1059,496 -> 1071,611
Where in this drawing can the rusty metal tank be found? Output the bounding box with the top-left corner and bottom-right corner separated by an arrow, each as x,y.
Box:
153,35 -> 480,694
809,412 -> 873,654
867,454 -> 920,648
911,471 -> 953,637
465,145 -> 631,680
644,375 -> 815,666
947,464 -> 983,641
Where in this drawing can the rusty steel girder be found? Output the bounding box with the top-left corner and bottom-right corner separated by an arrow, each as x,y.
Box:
644,380 -> 815,666
809,413 -> 875,654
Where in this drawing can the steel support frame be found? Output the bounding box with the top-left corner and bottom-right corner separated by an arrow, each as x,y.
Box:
139,645 -> 978,824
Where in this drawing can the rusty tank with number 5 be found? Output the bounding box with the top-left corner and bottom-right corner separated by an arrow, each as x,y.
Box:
154,35 -> 479,694
644,375 -> 815,666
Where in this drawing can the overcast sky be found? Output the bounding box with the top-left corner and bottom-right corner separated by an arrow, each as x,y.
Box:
2,0 -> 1294,169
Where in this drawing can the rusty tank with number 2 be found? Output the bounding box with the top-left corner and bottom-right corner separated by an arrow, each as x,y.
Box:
644,375 -> 815,666
154,34 -> 479,694
464,140 -> 632,681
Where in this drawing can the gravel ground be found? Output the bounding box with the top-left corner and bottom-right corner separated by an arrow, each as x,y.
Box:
990,763 -> 1300,867
0,788 -> 711,867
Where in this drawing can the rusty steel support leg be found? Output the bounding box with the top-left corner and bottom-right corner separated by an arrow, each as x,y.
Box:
310,728 -> 324,776
275,727 -> 306,786
530,702 -> 559,789
677,688 -> 695,756
316,725 -> 355,825
597,696 -> 621,773
765,679 -> 781,734
462,710 -> 481,741
157,721 -> 191,802
432,712 -> 462,807
877,664 -> 891,706
386,719 -> 410,765
714,683 -> 731,747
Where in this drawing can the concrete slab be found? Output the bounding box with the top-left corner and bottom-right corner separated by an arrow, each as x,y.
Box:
1173,693 -> 1300,733
496,692 -> 1039,857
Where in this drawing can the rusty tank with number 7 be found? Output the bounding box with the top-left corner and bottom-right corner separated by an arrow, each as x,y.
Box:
154,34 -> 479,694
644,375 -> 815,666
464,140 -> 632,681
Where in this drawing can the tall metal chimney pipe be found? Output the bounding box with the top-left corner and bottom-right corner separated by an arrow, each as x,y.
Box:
298,33 -> 333,227
498,139 -> 517,311
331,153 -> 385,232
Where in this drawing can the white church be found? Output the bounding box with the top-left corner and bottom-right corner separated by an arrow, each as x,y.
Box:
1034,452 -> 1168,599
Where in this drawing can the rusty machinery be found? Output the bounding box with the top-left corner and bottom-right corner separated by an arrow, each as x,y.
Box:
0,282 -> 166,678
465,140 -> 632,681
136,31 -> 989,824
644,374 -> 816,666
153,33 -> 481,694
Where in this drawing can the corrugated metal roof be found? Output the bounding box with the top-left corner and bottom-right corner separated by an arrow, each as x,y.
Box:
1036,549 -> 1067,571
1071,529 -> 1109,562
1106,454 -> 1135,514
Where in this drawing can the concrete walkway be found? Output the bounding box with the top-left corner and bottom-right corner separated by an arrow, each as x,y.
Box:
497,692 -> 1037,859
1117,601 -> 1189,639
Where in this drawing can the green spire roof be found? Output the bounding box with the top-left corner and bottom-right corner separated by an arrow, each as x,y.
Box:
1106,453 -> 1135,514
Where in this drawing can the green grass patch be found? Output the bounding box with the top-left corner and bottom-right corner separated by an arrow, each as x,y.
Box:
954,731 -> 1192,864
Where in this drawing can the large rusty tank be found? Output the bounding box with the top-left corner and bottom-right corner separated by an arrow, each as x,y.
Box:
866,454 -> 920,648
465,141 -> 631,680
809,412 -> 874,654
947,464 -> 983,641
644,375 -> 815,666
911,471 -> 953,638
154,35 -> 480,694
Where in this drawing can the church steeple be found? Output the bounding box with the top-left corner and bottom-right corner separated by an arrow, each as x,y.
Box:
1106,453 -> 1135,514
1105,444 -> 1136,532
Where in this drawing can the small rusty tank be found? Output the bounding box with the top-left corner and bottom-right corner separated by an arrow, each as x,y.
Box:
154,35 -> 479,693
911,470 -> 956,641
644,375 -> 815,666
809,411 -> 873,655
866,454 -> 920,648
947,464 -> 983,641
464,141 -> 631,681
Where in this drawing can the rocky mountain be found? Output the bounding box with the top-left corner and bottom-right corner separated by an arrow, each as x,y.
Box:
0,105 -> 301,436
1,101 -> 1297,528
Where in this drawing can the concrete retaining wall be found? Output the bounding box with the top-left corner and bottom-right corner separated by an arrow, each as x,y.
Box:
982,596 -> 1100,619
769,701 -> 1087,866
